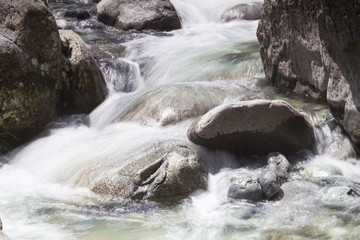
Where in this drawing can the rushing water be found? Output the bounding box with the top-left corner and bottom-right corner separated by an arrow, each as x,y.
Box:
1,0 -> 359,239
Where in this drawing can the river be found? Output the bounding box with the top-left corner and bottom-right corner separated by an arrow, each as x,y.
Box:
0,0 -> 359,239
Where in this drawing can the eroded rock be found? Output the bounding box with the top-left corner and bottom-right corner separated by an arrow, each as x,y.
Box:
76,140 -> 208,202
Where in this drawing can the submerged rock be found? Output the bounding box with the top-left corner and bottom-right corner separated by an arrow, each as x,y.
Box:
77,141 -> 208,202
320,186 -> 360,208
59,30 -> 107,114
122,84 -> 229,126
257,0 -> 360,149
280,181 -> 321,203
221,3 -> 262,22
188,100 -> 315,155
96,0 -> 181,31
300,164 -> 343,179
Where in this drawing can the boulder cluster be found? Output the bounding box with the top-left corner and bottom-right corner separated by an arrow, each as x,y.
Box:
0,0 -> 106,153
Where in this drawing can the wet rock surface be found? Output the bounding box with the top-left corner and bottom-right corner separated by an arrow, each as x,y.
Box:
76,140 -> 208,202
228,153 -> 290,201
59,30 -> 107,114
257,0 -> 360,149
259,152 -> 290,199
188,100 -> 315,155
96,0 -> 181,31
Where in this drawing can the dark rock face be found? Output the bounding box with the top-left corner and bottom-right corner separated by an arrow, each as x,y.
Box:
0,0 -> 106,153
0,0 -> 62,152
221,3 -> 262,22
77,141 -> 208,202
59,30 -> 107,114
96,0 -> 181,31
257,0 -> 360,148
188,100 -> 315,155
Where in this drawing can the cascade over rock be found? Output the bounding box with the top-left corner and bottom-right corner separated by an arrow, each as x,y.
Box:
257,0 -> 360,149
0,0 -> 106,153
96,0 -> 181,31
188,100 -> 315,155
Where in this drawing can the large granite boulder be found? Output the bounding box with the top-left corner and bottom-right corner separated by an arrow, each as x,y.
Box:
75,141 -> 208,202
188,100 -> 315,155
96,0 -> 181,31
257,0 -> 360,148
0,0 -> 106,153
0,0 -> 62,152
59,30 -> 107,114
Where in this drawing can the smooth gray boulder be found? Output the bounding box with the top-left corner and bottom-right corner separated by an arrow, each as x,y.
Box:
77,141 -> 208,202
188,100 -> 315,155
257,0 -> 360,149
221,3 -> 262,22
96,0 -> 181,31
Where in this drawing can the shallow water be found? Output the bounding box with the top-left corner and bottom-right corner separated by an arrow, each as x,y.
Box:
1,0 -> 359,239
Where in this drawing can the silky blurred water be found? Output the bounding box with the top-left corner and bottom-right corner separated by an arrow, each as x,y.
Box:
1,0 -> 358,239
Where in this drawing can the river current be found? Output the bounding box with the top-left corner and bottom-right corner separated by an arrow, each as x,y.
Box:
0,0 -> 359,239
